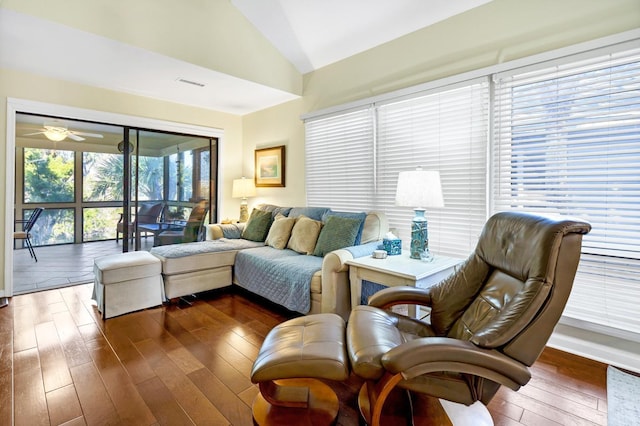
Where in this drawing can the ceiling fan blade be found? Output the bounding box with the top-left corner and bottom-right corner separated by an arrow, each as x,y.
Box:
22,131 -> 46,136
67,133 -> 85,141
72,131 -> 103,139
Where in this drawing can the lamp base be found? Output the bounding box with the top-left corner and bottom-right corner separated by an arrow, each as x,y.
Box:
410,209 -> 431,260
239,201 -> 249,223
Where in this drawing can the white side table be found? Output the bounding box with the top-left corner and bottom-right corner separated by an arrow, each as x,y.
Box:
347,254 -> 462,316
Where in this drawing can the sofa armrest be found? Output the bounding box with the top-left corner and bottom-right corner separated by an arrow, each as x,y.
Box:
206,223 -> 245,240
321,240 -> 381,321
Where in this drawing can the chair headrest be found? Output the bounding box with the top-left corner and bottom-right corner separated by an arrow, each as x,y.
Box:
476,212 -> 591,284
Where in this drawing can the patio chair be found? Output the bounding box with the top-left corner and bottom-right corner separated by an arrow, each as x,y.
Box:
116,202 -> 164,243
14,207 -> 44,262
156,200 -> 209,246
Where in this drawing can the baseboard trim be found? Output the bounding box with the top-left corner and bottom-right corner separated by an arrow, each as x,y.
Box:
549,324 -> 640,374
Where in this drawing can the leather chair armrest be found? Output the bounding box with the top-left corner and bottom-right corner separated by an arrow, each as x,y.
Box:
368,286 -> 433,309
381,337 -> 531,390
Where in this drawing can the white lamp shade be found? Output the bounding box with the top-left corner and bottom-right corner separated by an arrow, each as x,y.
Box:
395,169 -> 444,208
232,177 -> 257,198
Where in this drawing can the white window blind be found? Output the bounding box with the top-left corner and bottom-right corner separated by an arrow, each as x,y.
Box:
493,46 -> 640,337
377,81 -> 489,258
305,108 -> 375,211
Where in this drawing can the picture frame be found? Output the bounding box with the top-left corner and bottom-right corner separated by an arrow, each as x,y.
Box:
255,145 -> 286,187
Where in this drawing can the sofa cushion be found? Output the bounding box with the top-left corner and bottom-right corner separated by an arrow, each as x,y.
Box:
287,215 -> 323,254
322,211 -> 367,244
313,215 -> 362,257
361,211 -> 389,244
242,208 -> 274,242
265,214 -> 296,249
256,204 -> 292,218
289,207 -> 331,221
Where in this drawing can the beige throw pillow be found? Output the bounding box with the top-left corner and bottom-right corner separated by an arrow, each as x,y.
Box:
287,215 -> 323,254
265,214 -> 296,249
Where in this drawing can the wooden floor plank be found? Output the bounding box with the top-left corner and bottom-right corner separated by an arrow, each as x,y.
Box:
52,310 -> 93,368
157,309 -> 254,394
59,284 -> 98,327
188,367 -> 254,426
45,384 -> 83,426
190,326 -> 255,378
70,361 -> 121,426
497,387 -> 605,426
0,316 -> 13,426
84,332 -> 157,424
4,285 -> 612,426
136,338 -> 230,425
35,321 -> 73,392
136,376 -> 194,426
99,318 -> 157,385
12,302 -> 37,353
13,348 -> 49,426
488,392 -> 525,423
221,327 -> 261,361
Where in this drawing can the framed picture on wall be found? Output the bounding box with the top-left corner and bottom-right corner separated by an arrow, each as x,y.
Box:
255,145 -> 286,187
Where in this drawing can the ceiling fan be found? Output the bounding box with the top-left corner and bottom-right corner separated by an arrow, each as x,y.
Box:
23,121 -> 104,142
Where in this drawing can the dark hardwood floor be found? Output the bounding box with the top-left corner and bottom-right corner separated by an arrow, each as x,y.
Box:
0,284 -> 608,425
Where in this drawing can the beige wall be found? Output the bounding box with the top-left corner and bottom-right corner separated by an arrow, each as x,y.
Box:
242,0 -> 640,207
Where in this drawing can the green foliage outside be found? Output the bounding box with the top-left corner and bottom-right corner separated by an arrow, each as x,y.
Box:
83,207 -> 120,241
24,148 -> 74,203
23,149 -> 75,245
83,153 -> 164,202
21,146 -> 207,245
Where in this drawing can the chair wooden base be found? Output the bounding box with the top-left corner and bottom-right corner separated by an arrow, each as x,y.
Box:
252,379 -> 339,426
357,381 -> 414,426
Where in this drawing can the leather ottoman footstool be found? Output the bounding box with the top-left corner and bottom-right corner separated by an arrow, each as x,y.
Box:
93,251 -> 164,319
250,313 -> 349,425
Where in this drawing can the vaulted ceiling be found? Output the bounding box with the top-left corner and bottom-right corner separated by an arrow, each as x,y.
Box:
0,1 -> 491,115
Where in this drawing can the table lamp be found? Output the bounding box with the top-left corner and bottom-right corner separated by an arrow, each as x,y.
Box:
395,167 -> 444,260
232,177 -> 257,223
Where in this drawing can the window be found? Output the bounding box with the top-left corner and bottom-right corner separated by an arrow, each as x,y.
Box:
25,208 -> 75,246
305,108 -> 375,211
304,38 -> 640,339
305,81 -> 489,259
377,81 -> 489,256
83,152 -> 124,202
493,45 -> 640,337
23,148 -> 74,203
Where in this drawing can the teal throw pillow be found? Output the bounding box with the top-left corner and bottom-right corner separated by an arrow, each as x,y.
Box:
322,211 -> 367,244
313,215 -> 362,257
241,208 -> 273,242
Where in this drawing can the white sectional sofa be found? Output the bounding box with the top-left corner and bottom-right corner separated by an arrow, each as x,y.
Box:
150,205 -> 388,320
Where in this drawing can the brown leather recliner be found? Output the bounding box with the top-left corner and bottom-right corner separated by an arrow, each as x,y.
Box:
346,211 -> 591,425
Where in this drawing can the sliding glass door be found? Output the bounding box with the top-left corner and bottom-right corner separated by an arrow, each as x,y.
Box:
15,113 -> 218,253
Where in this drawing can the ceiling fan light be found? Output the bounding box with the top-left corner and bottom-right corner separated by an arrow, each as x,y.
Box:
43,128 -> 67,141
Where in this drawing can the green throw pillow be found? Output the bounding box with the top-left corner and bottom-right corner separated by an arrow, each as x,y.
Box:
241,208 -> 273,242
313,215 -> 362,257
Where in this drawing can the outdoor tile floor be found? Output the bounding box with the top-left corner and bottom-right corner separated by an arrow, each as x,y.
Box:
12,238 -> 154,295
